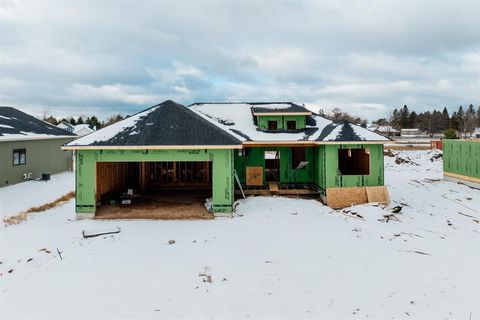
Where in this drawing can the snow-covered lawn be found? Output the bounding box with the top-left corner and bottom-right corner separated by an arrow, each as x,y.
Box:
1,151 -> 479,319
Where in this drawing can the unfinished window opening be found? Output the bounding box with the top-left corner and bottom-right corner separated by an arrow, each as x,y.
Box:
287,120 -> 297,130
292,147 -> 308,169
338,148 -> 370,175
268,120 -> 278,130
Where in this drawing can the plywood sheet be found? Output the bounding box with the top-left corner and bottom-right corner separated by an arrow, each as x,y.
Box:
246,166 -> 263,186
326,186 -> 368,209
366,186 -> 390,203
268,181 -> 279,192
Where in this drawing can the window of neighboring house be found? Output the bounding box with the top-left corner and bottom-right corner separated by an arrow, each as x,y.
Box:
338,148 -> 370,175
13,148 -> 26,166
292,147 -> 307,169
267,120 -> 278,130
286,120 -> 297,130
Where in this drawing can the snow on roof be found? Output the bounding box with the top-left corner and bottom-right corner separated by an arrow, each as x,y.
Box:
67,100 -> 241,147
69,105 -> 161,146
0,107 -> 76,142
190,103 -> 388,142
250,102 -> 312,114
73,124 -> 95,134
375,126 -> 399,133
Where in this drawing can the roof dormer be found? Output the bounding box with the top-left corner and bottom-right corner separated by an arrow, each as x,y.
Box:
251,103 -> 312,131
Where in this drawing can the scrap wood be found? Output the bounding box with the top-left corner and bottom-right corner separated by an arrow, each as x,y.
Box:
82,227 -> 121,238
340,209 -> 364,220
403,250 -> 431,256
379,213 -> 402,223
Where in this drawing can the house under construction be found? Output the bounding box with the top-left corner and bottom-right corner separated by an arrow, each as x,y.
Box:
63,100 -> 390,219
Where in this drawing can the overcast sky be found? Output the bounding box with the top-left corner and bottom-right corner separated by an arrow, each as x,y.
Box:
1,0 -> 479,121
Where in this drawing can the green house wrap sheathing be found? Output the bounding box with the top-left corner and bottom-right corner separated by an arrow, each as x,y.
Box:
443,140 -> 480,179
75,148 -> 234,214
234,146 -> 315,184
234,144 -> 384,190
256,115 -> 306,130
315,144 -> 384,191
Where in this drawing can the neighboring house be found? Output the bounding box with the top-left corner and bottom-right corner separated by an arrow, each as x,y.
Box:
56,121 -> 95,137
63,100 -> 389,219
0,107 -> 76,187
369,125 -> 400,138
73,124 -> 95,137
401,128 -> 425,137
56,120 -> 75,133
471,127 -> 480,138
443,139 -> 480,188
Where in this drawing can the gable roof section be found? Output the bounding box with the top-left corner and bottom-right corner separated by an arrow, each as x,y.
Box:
190,102 -> 388,143
66,100 -> 242,148
0,106 -> 76,142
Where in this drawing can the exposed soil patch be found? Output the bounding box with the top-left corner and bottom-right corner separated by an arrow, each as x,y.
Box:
3,191 -> 75,226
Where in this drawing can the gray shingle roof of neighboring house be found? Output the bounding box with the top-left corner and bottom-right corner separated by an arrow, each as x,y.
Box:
0,106 -> 76,141
68,100 -> 242,147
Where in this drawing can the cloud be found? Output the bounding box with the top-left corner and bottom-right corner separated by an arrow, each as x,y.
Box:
0,0 -> 479,121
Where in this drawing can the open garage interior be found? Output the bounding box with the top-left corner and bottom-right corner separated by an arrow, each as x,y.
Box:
95,161 -> 213,219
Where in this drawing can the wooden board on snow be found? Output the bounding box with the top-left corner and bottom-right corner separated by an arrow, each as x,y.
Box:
82,227 -> 121,238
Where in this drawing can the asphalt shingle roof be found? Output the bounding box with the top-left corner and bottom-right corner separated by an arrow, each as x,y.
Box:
0,106 -> 76,139
69,100 -> 242,147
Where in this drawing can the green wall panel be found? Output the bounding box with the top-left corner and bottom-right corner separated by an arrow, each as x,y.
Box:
323,144 -> 384,188
234,146 -> 314,185
257,115 -> 306,130
443,140 -> 480,178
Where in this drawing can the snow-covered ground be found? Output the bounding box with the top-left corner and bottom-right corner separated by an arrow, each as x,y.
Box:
1,151 -> 479,319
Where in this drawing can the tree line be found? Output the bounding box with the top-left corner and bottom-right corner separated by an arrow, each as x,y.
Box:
42,112 -> 126,130
374,104 -> 480,137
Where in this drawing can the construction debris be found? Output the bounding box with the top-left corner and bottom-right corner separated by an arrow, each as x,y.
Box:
391,206 -> 403,213
82,227 -> 121,238
168,239 -> 175,245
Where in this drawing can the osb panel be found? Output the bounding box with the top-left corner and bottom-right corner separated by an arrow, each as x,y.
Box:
326,186 -> 368,209
246,166 -> 263,186
366,186 -> 390,203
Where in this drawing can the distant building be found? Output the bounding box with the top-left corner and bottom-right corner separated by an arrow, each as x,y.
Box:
57,121 -> 95,137
401,128 -> 425,137
0,107 -> 76,187
472,127 -> 480,138
368,125 -> 400,137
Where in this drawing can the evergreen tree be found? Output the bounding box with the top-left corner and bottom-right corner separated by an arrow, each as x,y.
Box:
399,105 -> 410,128
441,107 -> 450,130
68,117 -> 77,125
477,105 -> 480,127
86,116 -> 101,130
408,111 -> 417,128
77,117 -> 85,124
464,104 -> 477,135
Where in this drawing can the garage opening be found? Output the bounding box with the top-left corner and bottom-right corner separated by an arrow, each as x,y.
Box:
95,161 -> 213,219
